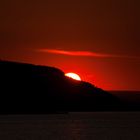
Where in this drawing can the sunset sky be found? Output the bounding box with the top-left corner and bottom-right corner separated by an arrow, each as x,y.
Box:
0,0 -> 140,90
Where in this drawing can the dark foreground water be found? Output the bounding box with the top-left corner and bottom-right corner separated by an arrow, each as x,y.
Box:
0,112 -> 140,140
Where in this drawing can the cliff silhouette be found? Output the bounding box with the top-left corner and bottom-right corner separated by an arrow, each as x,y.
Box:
0,60 -> 121,114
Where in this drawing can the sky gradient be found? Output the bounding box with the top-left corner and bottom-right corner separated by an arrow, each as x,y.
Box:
0,0 -> 140,90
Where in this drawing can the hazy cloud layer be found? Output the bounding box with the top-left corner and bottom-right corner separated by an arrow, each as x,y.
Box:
38,49 -> 139,59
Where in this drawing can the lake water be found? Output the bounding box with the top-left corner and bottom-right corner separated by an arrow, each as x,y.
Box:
0,112 -> 140,140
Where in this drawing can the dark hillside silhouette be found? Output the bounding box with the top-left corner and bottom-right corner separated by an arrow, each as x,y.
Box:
0,60 -> 131,114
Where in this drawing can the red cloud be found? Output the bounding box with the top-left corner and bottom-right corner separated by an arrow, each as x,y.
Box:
38,49 -> 140,59
39,49 -> 114,58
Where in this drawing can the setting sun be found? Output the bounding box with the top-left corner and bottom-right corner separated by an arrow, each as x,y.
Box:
65,73 -> 81,81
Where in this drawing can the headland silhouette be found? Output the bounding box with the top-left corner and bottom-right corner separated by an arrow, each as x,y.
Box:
0,60 -> 139,114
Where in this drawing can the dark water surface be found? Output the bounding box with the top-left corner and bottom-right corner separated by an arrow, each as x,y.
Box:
0,112 -> 140,140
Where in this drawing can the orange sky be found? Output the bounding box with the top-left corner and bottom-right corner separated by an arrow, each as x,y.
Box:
0,0 -> 140,90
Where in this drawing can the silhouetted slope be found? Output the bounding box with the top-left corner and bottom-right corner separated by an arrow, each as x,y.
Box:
0,60 -> 121,113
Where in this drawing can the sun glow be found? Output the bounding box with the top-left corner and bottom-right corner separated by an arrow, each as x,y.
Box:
65,73 -> 81,81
